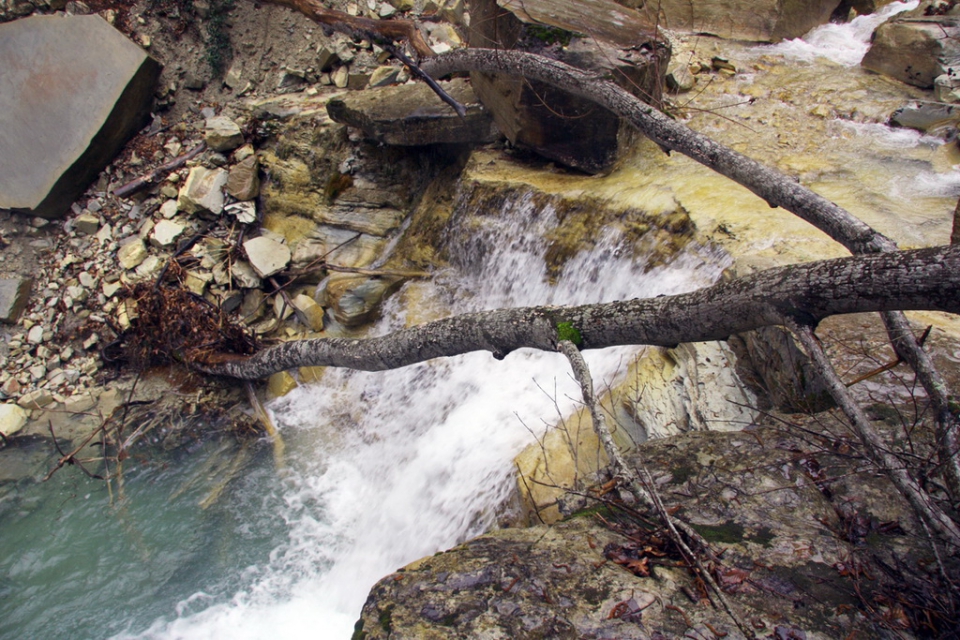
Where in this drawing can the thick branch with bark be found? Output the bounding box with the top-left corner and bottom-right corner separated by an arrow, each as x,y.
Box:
422,49 -> 890,255
420,48 -> 960,504
199,245 -> 960,379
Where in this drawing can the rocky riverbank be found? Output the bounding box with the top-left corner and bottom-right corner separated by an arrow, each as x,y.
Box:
2,0 -> 960,637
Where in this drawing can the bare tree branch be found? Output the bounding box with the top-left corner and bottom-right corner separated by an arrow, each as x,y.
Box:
419,48 -> 960,504
198,245 -> 960,379
558,340 -> 756,638
788,319 -> 960,548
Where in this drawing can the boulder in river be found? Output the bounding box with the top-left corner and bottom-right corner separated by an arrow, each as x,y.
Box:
0,15 -> 160,218
468,0 -> 669,174
861,3 -> 960,89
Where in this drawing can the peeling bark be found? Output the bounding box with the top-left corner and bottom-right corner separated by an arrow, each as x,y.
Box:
199,245 -> 960,379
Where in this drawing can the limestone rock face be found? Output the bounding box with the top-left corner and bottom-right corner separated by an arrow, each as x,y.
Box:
0,404 -> 28,438
862,13 -> 960,89
204,115 -> 244,152
226,155 -> 261,200
468,0 -> 669,173
243,236 -> 291,278
327,78 -> 499,146
646,0 -> 841,42
0,15 -> 160,218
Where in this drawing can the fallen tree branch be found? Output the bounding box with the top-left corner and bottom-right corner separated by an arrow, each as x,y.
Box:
420,48 -> 960,505
113,142 -> 206,199
197,245 -> 960,379
787,318 -> 960,548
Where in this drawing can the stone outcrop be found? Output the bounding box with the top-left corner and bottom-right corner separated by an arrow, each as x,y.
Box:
0,403 -> 28,438
357,424 -> 931,639
243,236 -> 292,278
515,341 -> 759,524
327,78 -> 498,146
467,0 -> 669,173
628,0 -> 842,42
862,2 -> 960,89
204,115 -> 245,152
0,15 -> 160,218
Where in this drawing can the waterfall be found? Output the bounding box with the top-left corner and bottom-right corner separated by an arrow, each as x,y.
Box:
125,189 -> 725,639
758,1 -> 919,66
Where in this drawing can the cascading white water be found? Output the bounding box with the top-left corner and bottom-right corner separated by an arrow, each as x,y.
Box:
127,191 -> 725,639
759,1 -> 919,66
1,5 -> 945,639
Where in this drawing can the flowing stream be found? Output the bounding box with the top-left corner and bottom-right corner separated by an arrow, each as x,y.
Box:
1,4 -> 956,638
0,191 -> 724,640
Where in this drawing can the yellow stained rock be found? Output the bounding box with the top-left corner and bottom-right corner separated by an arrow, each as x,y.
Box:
267,371 -> 298,399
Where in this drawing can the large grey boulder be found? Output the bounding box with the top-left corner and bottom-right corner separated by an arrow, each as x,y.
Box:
468,0 -> 669,173
327,78 -> 499,146
0,15 -> 161,218
630,0 -> 841,42
862,7 -> 960,89
318,273 -> 404,327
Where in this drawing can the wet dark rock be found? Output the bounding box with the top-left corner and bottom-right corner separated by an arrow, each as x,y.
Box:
0,15 -> 160,218
468,0 -> 669,173
328,78 -> 498,146
319,273 -> 404,327
890,101 -> 960,132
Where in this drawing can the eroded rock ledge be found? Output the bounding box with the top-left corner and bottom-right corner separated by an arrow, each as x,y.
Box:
355,421 -> 952,639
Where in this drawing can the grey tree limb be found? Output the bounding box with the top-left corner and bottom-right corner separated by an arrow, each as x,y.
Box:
788,319 -> 960,548
420,48 -> 960,504
558,341 -> 756,638
199,245 -> 960,379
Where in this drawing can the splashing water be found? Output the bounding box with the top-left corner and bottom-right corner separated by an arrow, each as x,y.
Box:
759,1 -> 919,66
115,192 -> 725,639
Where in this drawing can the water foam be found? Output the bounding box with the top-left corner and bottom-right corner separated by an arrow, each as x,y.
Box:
126,192 -> 723,639
759,1 -> 919,66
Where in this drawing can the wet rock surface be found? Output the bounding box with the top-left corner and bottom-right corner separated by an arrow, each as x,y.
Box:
0,0 -> 959,636
639,0 -> 842,43
358,422 -> 949,639
327,78 -> 498,146
862,2 -> 960,89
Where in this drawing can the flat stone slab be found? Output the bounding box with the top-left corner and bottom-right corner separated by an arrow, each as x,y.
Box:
327,78 -> 498,146
0,277 -> 32,324
0,15 -> 161,218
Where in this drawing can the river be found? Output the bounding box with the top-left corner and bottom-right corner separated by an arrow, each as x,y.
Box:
0,2 -> 953,638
